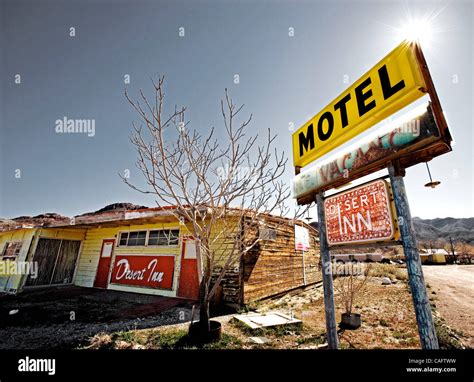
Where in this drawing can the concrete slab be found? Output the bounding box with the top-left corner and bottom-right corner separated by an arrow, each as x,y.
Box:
233,311 -> 302,329
248,336 -> 272,344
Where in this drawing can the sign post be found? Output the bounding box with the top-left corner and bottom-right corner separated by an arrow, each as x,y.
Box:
292,41 -> 449,350
388,164 -> 439,349
316,192 -> 339,349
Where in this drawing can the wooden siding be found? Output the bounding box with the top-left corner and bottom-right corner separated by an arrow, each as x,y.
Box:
25,238 -> 62,286
25,238 -> 82,286
242,220 -> 320,304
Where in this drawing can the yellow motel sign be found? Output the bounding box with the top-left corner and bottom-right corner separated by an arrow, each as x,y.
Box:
292,41 -> 427,168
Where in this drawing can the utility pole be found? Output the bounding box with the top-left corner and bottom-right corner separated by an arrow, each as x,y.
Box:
449,236 -> 456,262
316,192 -> 339,349
388,164 -> 439,349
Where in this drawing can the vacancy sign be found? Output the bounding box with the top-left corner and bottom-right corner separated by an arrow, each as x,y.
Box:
324,179 -> 396,245
292,41 -> 427,168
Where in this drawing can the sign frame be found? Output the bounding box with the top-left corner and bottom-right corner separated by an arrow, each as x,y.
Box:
323,178 -> 399,246
293,40 -> 428,169
293,102 -> 450,204
292,40 -> 452,180
110,254 -> 175,290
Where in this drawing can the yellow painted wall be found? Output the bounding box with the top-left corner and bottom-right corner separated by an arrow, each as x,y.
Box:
37,228 -> 86,241
208,217 -> 240,267
0,227 -> 87,293
0,229 -> 36,292
74,221 -> 184,296
420,254 -> 446,264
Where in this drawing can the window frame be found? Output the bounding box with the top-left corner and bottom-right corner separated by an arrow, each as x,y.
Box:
147,229 -> 180,247
117,229 -> 180,248
259,227 -> 277,241
1,241 -> 23,261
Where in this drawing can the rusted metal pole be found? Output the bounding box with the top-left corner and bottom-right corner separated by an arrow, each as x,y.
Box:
388,164 -> 439,349
316,192 -> 339,349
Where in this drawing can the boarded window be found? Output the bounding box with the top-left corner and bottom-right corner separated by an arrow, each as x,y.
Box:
25,238 -> 81,287
2,241 -> 22,260
51,240 -> 81,284
260,228 -> 276,241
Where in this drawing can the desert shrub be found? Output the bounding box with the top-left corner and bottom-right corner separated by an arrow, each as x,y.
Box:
370,263 -> 408,281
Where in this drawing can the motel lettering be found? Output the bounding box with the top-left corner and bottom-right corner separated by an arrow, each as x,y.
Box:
299,65 -> 406,157
293,42 -> 427,167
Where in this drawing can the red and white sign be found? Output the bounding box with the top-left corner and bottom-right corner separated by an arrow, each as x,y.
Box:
110,255 -> 175,289
324,179 -> 395,245
295,225 -> 310,251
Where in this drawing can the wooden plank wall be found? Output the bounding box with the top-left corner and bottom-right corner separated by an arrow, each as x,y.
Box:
242,218 -> 321,304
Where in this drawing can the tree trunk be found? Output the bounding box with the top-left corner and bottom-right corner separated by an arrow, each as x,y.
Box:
198,279 -> 211,333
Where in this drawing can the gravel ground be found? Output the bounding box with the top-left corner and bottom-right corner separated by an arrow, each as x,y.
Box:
423,264 -> 474,348
0,286 -> 195,349
0,307 -> 195,349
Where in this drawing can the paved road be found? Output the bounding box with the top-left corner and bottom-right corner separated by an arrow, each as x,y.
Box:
422,265 -> 474,348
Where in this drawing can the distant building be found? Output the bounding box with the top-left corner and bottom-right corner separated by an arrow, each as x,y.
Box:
419,248 -> 449,264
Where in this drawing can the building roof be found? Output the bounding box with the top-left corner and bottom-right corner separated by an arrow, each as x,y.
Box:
1,203 -> 317,234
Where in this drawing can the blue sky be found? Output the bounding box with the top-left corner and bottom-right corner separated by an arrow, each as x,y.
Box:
1,0 -> 472,219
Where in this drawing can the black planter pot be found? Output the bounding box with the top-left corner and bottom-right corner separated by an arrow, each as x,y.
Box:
340,313 -> 361,330
188,320 -> 222,343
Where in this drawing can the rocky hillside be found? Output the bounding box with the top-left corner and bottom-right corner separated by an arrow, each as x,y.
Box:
412,217 -> 474,244
311,217 -> 474,244
0,213 -> 71,230
0,203 -> 149,231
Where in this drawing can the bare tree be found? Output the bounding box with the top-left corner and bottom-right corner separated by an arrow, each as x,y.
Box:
122,77 -> 298,333
334,262 -> 371,315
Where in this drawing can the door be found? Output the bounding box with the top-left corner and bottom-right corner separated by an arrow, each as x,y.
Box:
25,238 -> 81,287
178,238 -> 200,299
94,239 -> 115,288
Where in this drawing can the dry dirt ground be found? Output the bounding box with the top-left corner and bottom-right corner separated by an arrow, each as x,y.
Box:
239,274 -> 422,349
422,265 -> 474,348
86,265 -> 426,349
2,264 -> 469,350
0,287 -> 195,349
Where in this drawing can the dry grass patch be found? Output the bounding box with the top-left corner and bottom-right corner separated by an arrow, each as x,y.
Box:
370,263 -> 408,281
83,327 -> 243,349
